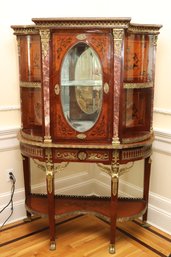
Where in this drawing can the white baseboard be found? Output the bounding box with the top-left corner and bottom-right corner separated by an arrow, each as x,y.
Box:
1,172 -> 171,235
0,171 -> 93,226
94,174 -> 171,235
0,127 -> 20,151
31,171 -> 93,195
0,189 -> 26,226
153,128 -> 171,155
148,192 -> 171,235
0,105 -> 20,111
153,107 -> 171,115
33,169 -> 171,235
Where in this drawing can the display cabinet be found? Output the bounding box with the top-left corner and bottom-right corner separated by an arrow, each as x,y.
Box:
11,18 -> 162,254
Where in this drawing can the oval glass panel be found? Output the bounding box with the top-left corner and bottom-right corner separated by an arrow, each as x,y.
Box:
61,42 -> 103,132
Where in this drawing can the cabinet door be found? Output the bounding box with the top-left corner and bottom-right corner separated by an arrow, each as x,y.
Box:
51,31 -> 113,143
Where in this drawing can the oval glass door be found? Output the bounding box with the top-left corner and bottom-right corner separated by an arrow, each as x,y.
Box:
61,42 -> 103,132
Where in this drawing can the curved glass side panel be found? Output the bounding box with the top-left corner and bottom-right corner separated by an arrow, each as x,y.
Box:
19,34 -> 42,140
124,34 -> 153,83
61,43 -> 103,132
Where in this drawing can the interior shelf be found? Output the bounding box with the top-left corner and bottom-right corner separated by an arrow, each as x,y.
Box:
26,194 -> 147,221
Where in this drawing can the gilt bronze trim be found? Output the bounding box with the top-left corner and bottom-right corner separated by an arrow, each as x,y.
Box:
18,130 -> 154,150
33,158 -> 69,174
20,81 -> 41,88
97,162 -> 134,177
55,150 -> 110,162
32,17 -> 131,28
104,82 -> 109,94
122,133 -> 151,144
20,143 -> 44,158
54,84 -> 60,95
21,131 -> 43,142
44,136 -> 52,143
123,82 -> 153,89
11,25 -> 38,35
113,28 -> 124,57
76,34 -> 87,40
77,134 -> 87,139
25,195 -> 147,222
122,146 -> 152,161
152,35 -> 158,46
46,169 -> 53,194
128,24 -> 162,34
40,29 -> 50,58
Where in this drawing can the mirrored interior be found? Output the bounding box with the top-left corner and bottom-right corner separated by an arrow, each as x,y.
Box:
61,42 -> 103,132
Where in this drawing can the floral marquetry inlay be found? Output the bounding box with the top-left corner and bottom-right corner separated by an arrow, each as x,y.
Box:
56,37 -> 73,59
57,114 -> 74,136
88,116 -> 106,137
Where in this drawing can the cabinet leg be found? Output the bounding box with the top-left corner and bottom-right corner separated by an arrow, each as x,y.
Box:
109,193 -> 117,254
22,155 -> 32,223
109,150 -> 119,254
48,214 -> 56,251
141,221 -> 151,228
46,164 -> 56,251
47,195 -> 56,250
23,211 -> 32,222
142,156 -> 152,223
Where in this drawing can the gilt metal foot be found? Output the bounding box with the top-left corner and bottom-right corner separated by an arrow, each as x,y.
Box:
49,241 -> 56,251
109,244 -> 115,254
141,221 -> 151,228
23,216 -> 32,223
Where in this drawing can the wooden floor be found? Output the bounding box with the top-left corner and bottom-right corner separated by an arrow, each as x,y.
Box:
0,214 -> 171,257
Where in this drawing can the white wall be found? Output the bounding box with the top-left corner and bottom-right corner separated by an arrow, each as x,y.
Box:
0,0 -> 171,234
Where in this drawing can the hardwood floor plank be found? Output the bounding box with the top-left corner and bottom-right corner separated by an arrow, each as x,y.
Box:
0,215 -> 170,257
117,221 -> 171,255
133,220 -> 171,242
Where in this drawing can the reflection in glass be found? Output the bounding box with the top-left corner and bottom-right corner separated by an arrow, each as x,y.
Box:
61,43 -> 103,132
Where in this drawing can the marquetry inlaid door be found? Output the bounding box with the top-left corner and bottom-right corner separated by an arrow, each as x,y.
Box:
50,31 -> 113,143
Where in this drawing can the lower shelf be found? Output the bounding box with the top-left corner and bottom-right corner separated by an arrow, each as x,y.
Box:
26,194 -> 147,222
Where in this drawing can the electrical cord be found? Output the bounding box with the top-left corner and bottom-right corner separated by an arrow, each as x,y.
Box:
0,173 -> 16,230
